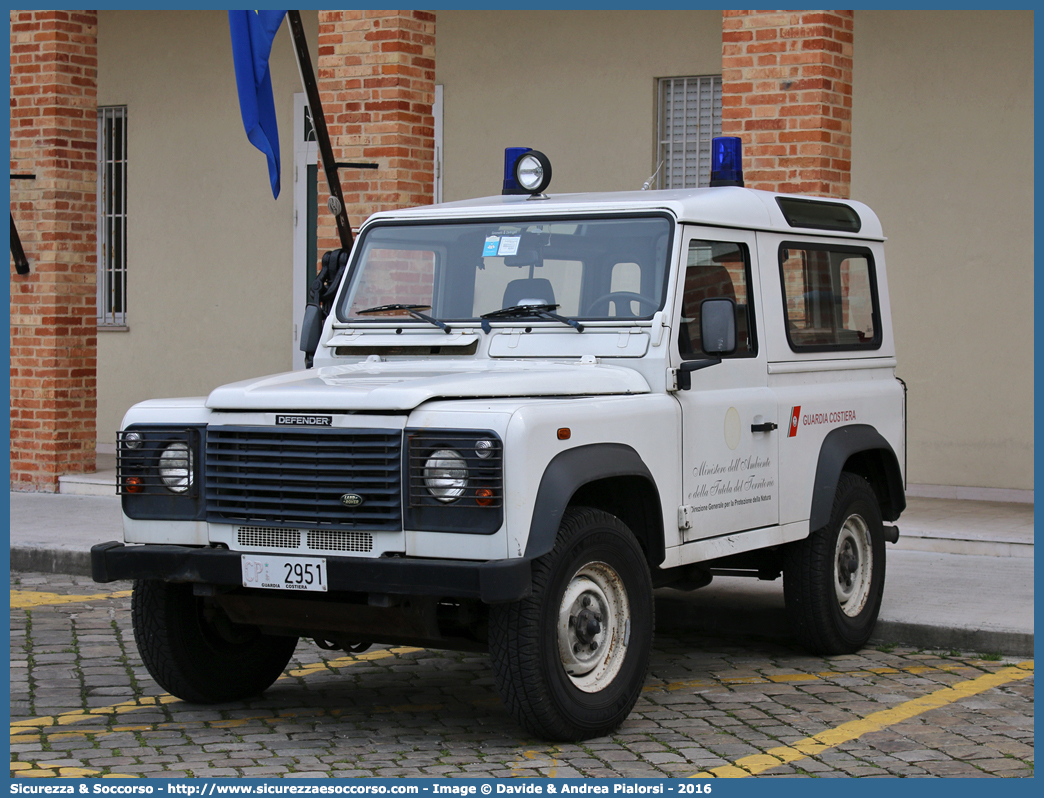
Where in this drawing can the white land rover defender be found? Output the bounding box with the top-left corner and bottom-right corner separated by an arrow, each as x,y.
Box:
92,143 -> 905,742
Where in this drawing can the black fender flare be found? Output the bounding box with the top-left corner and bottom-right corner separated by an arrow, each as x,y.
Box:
524,443 -> 663,565
810,424 -> 905,531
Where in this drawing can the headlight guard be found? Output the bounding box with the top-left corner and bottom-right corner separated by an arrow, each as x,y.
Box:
117,425 -> 205,520
406,429 -> 503,534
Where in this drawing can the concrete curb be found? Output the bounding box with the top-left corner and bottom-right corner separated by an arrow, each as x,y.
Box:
10,547 -> 93,578
653,591 -> 1034,659
870,621 -> 1034,659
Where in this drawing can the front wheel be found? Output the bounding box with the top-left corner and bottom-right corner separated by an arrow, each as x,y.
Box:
132,580 -> 298,703
489,507 -> 654,741
783,472 -> 886,654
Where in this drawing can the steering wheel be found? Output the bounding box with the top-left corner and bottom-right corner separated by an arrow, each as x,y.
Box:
587,291 -> 659,317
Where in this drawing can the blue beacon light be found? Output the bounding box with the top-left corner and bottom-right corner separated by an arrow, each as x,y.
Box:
709,136 -> 744,188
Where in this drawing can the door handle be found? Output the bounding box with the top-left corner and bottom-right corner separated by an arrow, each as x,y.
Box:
751,422 -> 777,433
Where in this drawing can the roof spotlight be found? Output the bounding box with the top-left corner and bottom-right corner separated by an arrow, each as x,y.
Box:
503,148 -> 553,196
514,150 -> 552,195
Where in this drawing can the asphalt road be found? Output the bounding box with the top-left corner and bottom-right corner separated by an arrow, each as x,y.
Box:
10,572 -> 1034,779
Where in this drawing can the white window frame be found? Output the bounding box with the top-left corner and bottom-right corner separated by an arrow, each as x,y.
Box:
656,76 -> 722,190
97,105 -> 128,327
434,84 -> 444,204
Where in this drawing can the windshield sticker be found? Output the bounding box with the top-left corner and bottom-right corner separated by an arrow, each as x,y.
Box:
482,236 -> 500,257
497,236 -> 521,257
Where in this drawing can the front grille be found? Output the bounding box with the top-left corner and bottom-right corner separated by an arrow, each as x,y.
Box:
206,426 -> 402,530
234,526 -> 374,554
307,530 -> 374,553
237,526 -> 302,549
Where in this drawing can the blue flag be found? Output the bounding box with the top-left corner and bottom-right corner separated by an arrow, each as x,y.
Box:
229,10 -> 287,199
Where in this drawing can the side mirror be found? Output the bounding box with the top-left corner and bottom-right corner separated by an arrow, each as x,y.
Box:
700,297 -> 737,355
300,303 -> 325,369
677,298 -> 737,391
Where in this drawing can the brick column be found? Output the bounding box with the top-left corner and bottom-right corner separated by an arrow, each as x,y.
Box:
721,10 -> 853,198
9,10 -> 98,491
315,10 -> 436,256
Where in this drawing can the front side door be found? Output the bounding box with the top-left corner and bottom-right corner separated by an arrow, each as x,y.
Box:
673,228 -> 779,541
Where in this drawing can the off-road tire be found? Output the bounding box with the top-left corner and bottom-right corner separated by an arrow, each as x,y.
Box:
489,507 -> 654,741
132,580 -> 298,703
783,472 -> 886,655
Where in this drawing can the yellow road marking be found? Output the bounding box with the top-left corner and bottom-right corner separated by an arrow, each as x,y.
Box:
512,749 -> 559,778
10,650 -> 995,741
10,589 -> 132,609
10,646 -> 424,738
692,661 -> 1033,778
645,660 -> 981,694
11,765 -> 107,778
10,609 -> 1030,780
284,646 -> 422,678
13,698 -> 457,745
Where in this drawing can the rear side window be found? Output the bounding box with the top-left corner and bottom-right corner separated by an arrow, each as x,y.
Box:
776,197 -> 861,233
779,243 -> 880,351
679,240 -> 757,359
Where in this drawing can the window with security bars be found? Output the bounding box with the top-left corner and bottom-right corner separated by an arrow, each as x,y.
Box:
656,76 -> 722,189
97,106 -> 127,326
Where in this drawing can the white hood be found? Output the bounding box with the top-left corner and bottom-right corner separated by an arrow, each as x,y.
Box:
206,360 -> 650,411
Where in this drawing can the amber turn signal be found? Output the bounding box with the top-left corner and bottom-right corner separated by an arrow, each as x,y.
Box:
557,428 -> 571,440
475,488 -> 494,507
125,476 -> 144,494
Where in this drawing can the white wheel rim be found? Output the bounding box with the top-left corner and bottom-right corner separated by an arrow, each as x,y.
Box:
834,513 -> 873,617
557,561 -> 631,693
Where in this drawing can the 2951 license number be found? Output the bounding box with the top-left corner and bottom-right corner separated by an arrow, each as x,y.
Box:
241,555 -> 327,592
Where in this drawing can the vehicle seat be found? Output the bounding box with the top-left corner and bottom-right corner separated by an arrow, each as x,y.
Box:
502,278 -> 556,308
680,264 -> 736,355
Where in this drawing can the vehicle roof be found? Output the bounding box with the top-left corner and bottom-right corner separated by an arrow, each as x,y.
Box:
363,186 -> 885,241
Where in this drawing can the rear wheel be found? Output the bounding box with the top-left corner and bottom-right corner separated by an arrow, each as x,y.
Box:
132,580 -> 297,703
489,507 -> 654,741
784,472 -> 886,654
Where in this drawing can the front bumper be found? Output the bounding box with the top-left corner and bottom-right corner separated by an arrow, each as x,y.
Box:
91,541 -> 532,604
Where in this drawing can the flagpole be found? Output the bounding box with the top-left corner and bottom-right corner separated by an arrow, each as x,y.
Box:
10,173 -> 35,274
285,10 -> 353,253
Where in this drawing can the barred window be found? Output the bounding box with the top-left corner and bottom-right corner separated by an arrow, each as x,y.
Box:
97,106 -> 127,327
656,76 -> 722,189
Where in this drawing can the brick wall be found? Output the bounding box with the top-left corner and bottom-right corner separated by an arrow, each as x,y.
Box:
9,10 -> 99,491
315,10 -> 436,259
722,10 -> 853,198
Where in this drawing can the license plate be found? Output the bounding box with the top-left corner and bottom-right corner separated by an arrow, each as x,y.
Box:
241,555 -> 328,592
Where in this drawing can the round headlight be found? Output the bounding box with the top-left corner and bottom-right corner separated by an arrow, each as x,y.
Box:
514,150 -> 552,194
423,448 -> 468,503
158,442 -> 193,494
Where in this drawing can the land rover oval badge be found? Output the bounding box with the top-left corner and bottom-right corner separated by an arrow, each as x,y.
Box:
340,493 -> 364,507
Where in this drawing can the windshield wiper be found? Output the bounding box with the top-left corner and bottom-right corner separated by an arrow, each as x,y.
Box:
479,303 -> 584,334
355,303 -> 452,334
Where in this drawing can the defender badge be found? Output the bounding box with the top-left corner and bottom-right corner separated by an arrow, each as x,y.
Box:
340,493 -> 364,507
276,414 -> 332,426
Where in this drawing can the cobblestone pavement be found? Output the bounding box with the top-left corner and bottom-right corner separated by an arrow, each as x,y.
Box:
10,572 -> 1034,779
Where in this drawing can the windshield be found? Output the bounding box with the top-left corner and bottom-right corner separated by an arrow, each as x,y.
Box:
336,215 -> 673,323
